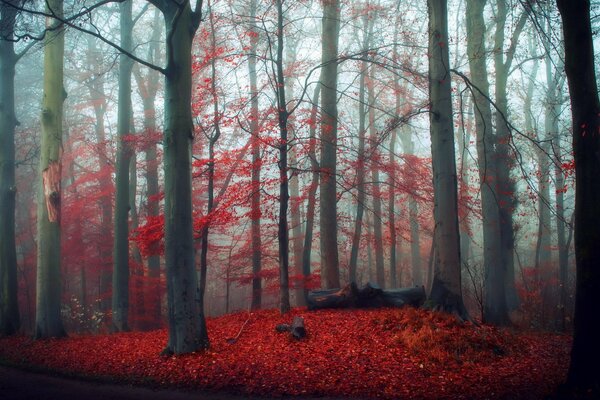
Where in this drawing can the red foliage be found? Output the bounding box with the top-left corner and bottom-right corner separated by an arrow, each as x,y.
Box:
0,308 -> 569,399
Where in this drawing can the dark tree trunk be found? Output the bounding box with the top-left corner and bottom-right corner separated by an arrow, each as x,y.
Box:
557,0 -> 600,393
319,0 -> 341,289
426,0 -> 469,320
0,1 -> 20,336
198,0 -> 222,317
308,282 -> 426,310
248,0 -> 262,311
466,0 -> 508,325
112,0 -> 133,333
275,0 -> 290,314
159,0 -> 209,354
348,12 -> 371,284
301,82 -> 320,305
133,7 -> 162,329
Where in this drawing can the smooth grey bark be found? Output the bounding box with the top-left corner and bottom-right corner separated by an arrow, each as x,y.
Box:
0,0 -> 20,336
399,130 -> 422,286
285,38 -> 304,306
301,82 -> 320,304
129,150 -> 144,329
35,0 -> 66,339
275,0 -> 290,314
466,0 -> 508,325
198,0 -> 221,318
112,0 -> 133,333
367,68 -> 385,288
493,0 -> 526,311
132,7 -> 162,328
557,0 -> 600,392
153,0 -> 209,354
426,0 -> 469,319
85,35 -> 113,316
348,11 -> 371,284
387,16 -> 403,289
248,0 -> 262,311
319,0 -> 341,289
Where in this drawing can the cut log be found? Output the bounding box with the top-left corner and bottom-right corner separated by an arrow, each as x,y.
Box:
307,282 -> 426,311
275,316 -> 306,340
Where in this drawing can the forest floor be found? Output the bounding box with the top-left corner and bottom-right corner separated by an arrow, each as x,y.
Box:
0,307 -> 570,399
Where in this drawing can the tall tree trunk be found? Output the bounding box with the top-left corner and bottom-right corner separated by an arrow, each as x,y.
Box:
319,0 -> 341,289
301,82 -> 320,304
367,69 -> 385,288
0,1 -> 20,336
198,0 -> 221,317
160,1 -> 209,354
400,130 -> 423,286
112,0 -> 133,333
348,11 -> 371,284
248,0 -> 262,311
493,0 -> 526,311
129,153 -> 144,329
133,7 -> 162,328
285,38 -> 304,306
387,15 -> 402,289
426,0 -> 468,319
466,0 -> 508,325
275,0 -> 290,314
35,0 -> 66,339
85,35 -> 113,317
556,0 -> 600,393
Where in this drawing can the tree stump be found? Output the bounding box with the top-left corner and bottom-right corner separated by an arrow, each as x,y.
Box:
275,316 -> 306,339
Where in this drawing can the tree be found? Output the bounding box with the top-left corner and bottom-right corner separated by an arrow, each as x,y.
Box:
426,0 -> 469,319
149,0 -> 209,354
112,0 -> 133,333
319,0 -> 341,289
348,9 -> 372,284
274,0 -> 290,314
132,7 -> 162,328
556,0 -> 600,394
35,0 -> 66,339
0,0 -> 22,336
493,0 -> 526,311
247,0 -> 262,311
465,0 -> 508,325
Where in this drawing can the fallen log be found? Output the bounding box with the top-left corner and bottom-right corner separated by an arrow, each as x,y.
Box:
275,316 -> 306,339
307,282 -> 426,311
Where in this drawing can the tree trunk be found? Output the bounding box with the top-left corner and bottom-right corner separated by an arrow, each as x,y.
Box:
112,0 -> 133,333
493,0 -> 526,312
319,0 -> 341,289
248,0 -> 262,311
133,6 -> 162,329
348,12 -> 371,284
426,0 -> 468,319
399,131 -> 423,286
0,1 -> 20,336
85,35 -> 113,317
367,69 -> 385,288
301,82 -> 320,305
35,0 -> 66,339
198,0 -> 222,317
308,282 -> 426,310
556,0 -> 600,393
275,0 -> 290,314
285,38 -> 304,306
161,1 -> 208,354
466,0 -> 508,325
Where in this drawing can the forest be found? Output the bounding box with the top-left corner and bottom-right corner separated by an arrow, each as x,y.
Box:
0,0 -> 599,398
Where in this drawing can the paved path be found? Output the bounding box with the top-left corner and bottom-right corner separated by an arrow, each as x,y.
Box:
0,366 -> 275,400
